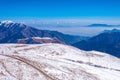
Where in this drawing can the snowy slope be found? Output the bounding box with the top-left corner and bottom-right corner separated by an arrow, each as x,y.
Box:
0,44 -> 120,80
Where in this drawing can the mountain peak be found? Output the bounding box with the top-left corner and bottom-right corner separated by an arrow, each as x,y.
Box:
0,20 -> 16,27
112,28 -> 120,32
0,20 -> 14,24
103,29 -> 120,33
0,20 -> 27,29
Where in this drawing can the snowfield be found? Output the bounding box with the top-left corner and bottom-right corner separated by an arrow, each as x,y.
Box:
0,43 -> 120,80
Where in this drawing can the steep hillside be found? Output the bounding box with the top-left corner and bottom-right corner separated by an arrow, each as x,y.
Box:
73,29 -> 120,58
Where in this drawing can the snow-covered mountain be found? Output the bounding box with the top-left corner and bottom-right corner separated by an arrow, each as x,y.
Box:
0,43 -> 120,80
0,20 -> 87,44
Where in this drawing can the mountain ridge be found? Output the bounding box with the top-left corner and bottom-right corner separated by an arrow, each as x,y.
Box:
73,29 -> 120,58
0,20 -> 88,44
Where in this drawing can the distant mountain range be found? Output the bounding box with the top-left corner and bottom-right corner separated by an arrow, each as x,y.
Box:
1,20 -> 120,58
73,29 -> 120,58
0,20 -> 88,44
88,24 -> 120,27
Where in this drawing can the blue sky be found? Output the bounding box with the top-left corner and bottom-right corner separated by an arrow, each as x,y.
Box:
0,0 -> 120,36
0,0 -> 120,19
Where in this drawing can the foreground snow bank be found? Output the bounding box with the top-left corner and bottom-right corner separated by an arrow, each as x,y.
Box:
0,43 -> 120,80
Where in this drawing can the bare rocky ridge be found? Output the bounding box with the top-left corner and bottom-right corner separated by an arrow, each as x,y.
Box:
0,44 -> 120,80
18,37 -> 65,44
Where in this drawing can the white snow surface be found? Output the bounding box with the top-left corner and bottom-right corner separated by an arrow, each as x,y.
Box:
32,37 -> 53,40
0,20 -> 15,27
0,43 -> 120,80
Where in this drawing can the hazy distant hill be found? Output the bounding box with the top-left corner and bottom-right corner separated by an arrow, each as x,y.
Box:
88,24 -> 120,27
73,29 -> 120,58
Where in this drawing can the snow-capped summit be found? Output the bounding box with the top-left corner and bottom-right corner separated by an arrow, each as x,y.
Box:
0,43 -> 120,80
1,20 -> 14,24
0,20 -> 17,28
0,20 -> 15,26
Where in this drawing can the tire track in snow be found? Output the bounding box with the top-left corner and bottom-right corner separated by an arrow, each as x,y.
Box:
0,54 -> 60,80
